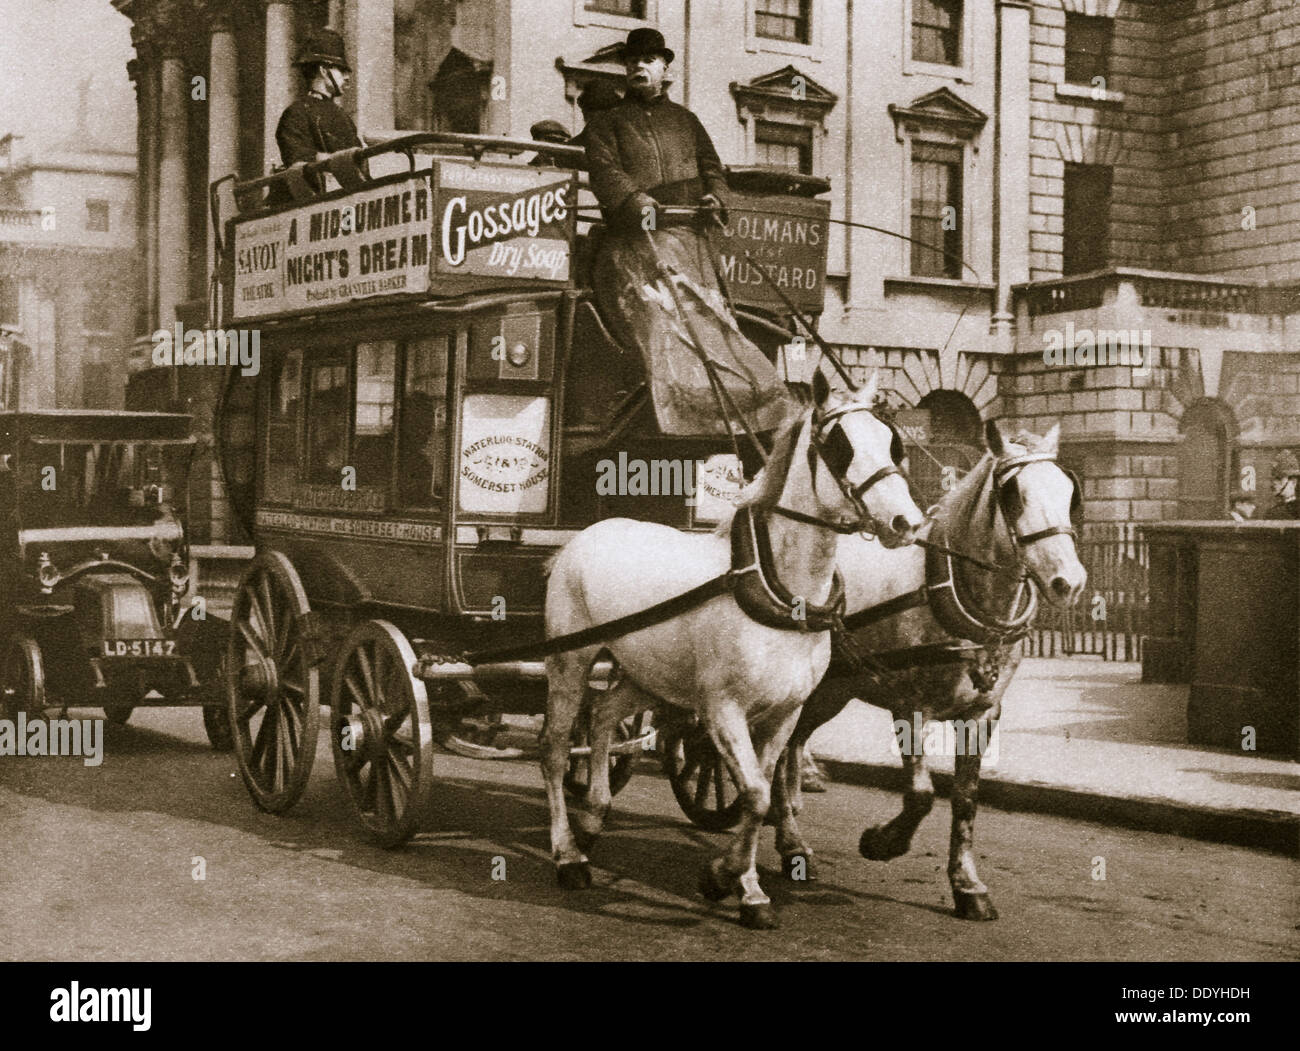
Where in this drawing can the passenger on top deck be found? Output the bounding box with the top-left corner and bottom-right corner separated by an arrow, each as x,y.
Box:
275,29 -> 363,193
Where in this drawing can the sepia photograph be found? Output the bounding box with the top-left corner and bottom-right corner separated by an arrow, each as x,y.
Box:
0,0 -> 1295,1019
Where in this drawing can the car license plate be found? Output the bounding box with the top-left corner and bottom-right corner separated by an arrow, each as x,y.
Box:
101,640 -> 177,657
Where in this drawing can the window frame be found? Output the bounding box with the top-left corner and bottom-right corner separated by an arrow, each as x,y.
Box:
745,0 -> 824,61
261,347 -> 305,506
1062,162 -> 1113,276
396,335 -> 453,512
908,140 -> 964,280
754,119 -> 814,175
571,0 -> 656,31
1064,12 -> 1113,87
902,0 -> 972,83
754,0 -> 812,45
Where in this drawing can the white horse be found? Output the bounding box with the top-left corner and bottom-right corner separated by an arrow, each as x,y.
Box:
770,421 -> 1088,919
540,371 -> 926,928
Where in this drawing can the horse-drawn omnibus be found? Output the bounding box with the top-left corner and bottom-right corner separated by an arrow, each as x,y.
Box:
210,133 -> 836,845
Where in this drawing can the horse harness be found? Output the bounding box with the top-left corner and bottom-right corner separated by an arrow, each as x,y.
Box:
829,451 -> 1082,693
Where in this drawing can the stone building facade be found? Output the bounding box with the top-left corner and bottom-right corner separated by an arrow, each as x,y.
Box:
112,0 -> 1300,539
0,132 -> 137,411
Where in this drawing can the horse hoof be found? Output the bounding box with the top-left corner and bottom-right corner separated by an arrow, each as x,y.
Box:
556,862 -> 592,891
572,826 -> 598,853
698,865 -> 733,902
858,826 -> 901,861
738,902 -> 779,930
781,853 -> 817,881
953,890 -> 999,921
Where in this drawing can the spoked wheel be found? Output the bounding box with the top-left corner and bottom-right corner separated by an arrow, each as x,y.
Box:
0,635 -> 45,722
661,721 -> 744,832
564,709 -> 649,802
226,551 -> 321,813
330,620 -> 436,848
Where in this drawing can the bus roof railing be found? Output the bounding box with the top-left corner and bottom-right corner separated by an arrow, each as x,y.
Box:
222,132 -> 586,218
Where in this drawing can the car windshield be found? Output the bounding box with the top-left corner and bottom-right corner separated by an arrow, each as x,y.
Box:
9,440 -> 192,529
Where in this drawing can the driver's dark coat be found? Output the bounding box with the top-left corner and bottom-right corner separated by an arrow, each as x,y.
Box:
584,92 -> 727,227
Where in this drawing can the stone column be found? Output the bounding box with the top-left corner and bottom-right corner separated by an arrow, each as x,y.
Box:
328,0 -> 344,29
993,0 -> 1032,348
345,0 -> 395,137
156,33 -> 190,333
129,23 -> 160,336
207,5 -> 241,287
263,0 -> 297,170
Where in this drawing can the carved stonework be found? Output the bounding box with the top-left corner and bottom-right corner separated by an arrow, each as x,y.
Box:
889,88 -> 989,144
731,65 -> 838,124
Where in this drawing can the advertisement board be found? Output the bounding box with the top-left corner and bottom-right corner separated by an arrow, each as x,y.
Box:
232,173 -> 433,320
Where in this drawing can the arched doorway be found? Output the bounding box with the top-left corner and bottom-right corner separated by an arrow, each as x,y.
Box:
1178,399 -> 1237,519
908,389 -> 983,508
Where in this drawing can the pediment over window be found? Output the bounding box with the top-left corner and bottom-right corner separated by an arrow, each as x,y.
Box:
888,88 -> 988,141
731,65 -> 838,120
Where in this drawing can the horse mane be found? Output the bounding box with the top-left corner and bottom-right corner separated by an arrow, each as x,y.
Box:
710,410 -> 805,535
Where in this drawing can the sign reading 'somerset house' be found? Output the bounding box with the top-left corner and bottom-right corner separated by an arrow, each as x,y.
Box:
233,173 -> 433,319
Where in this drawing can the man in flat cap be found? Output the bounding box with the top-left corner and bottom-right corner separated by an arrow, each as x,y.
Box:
583,28 -> 793,437
528,119 -> 571,167
276,29 -> 362,189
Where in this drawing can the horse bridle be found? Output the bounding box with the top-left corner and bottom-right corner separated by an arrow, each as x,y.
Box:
778,404 -> 908,536
992,452 -> 1082,548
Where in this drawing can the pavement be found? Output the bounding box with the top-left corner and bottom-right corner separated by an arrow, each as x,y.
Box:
806,657 -> 1300,857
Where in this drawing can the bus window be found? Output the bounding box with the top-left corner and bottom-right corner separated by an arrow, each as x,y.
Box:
306,359 -> 349,485
265,349 -> 302,501
399,336 -> 450,507
353,341 -> 397,490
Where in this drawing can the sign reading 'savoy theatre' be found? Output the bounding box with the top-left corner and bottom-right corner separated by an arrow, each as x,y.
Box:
435,160 -> 574,283
232,173 -> 433,319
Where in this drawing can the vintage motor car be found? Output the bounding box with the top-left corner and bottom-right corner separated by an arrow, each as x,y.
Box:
0,410 -> 232,750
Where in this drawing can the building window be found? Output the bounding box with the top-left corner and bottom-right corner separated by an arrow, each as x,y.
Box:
912,0 -> 962,67
265,349 -> 302,501
586,0 -> 644,16
1065,14 -> 1113,86
399,337 -> 451,507
910,141 -> 962,279
1063,163 -> 1112,275
756,0 -> 811,44
86,199 -> 110,232
755,120 -> 813,174
353,341 -> 396,491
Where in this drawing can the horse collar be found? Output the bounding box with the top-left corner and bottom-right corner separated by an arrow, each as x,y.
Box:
729,506 -> 845,632
923,519 -> 1037,646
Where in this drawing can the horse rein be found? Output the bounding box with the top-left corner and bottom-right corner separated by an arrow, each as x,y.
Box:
992,452 -> 1080,548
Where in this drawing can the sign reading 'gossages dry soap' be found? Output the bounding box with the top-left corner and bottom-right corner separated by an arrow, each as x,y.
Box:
435,161 -> 573,282
232,173 -> 433,319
